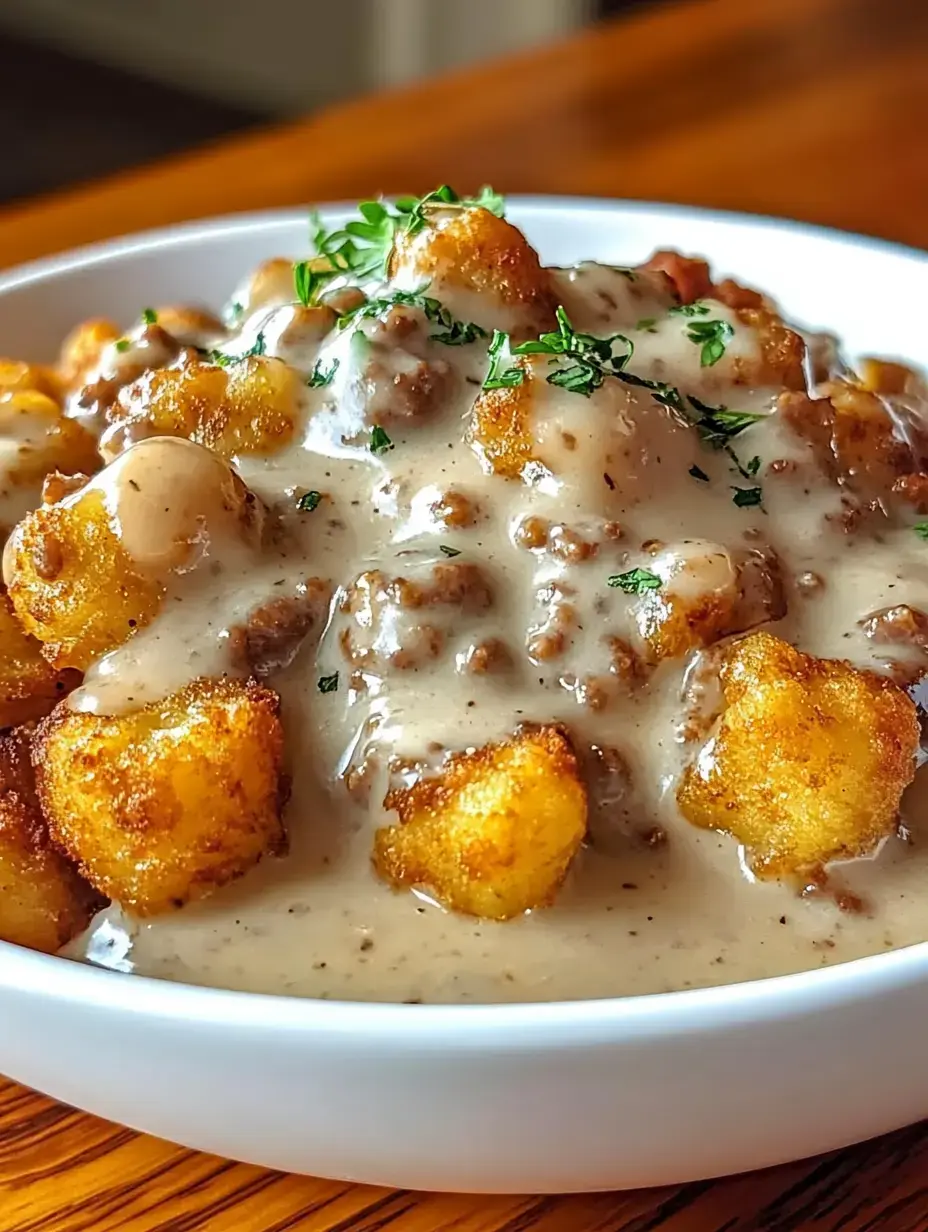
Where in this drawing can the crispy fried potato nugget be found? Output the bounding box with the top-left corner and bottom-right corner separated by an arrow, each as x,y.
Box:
35,677 -> 286,915
105,355 -> 302,460
390,207 -> 556,339
0,727 -> 100,952
0,359 -> 63,403
0,593 -> 79,727
57,318 -> 121,390
4,486 -> 164,671
374,726 -> 587,919
678,632 -> 919,877
468,359 -> 538,478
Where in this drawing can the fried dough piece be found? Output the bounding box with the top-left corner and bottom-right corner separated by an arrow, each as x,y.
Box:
374,726 -> 587,920
34,677 -> 286,916
0,593 -> 79,728
0,726 -> 100,952
678,631 -> 919,877
389,206 -> 556,339
104,354 -> 302,460
4,438 -> 262,671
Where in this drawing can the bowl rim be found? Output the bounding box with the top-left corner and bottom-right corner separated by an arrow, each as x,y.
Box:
2,194 -> 927,1039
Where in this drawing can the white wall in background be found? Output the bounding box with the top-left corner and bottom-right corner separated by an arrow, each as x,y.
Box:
0,0 -> 593,112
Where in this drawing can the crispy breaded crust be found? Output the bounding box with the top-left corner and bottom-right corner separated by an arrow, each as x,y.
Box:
0,726 -> 101,952
34,677 -> 286,915
678,631 -> 919,877
467,361 -> 539,479
0,592 -> 80,728
5,487 -> 164,671
374,725 -> 587,920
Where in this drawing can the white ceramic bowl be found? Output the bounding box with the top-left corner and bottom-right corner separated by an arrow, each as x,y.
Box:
1,199 -> 927,1194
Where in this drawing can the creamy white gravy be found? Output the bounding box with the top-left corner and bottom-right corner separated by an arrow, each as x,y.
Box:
56,249 -> 928,1003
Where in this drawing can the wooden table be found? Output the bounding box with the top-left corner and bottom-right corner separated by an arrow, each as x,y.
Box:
2,0 -> 928,1226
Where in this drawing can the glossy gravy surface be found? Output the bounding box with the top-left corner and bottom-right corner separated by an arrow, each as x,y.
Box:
63,243 -> 928,1003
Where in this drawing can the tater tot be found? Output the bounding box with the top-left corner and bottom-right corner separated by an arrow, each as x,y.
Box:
103,354 -> 302,460
374,725 -> 587,920
389,207 -> 556,339
0,726 -> 101,952
57,318 -> 121,390
0,359 -> 63,404
0,592 -> 79,728
4,437 -> 262,671
467,359 -> 538,478
678,631 -> 919,878
34,677 -> 286,915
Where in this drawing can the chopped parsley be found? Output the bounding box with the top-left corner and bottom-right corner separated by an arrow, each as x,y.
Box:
439,544 -> 461,557
307,358 -> 339,388
311,186 -> 505,281
732,486 -> 763,508
317,672 -> 339,694
205,331 -> 267,367
339,289 -> 486,346
685,396 -> 765,449
914,523 -> 928,540
142,307 -> 158,324
483,329 -> 525,389
511,306 -> 634,398
686,318 -> 734,367
689,464 -> 710,482
607,568 -> 662,594
636,317 -> 658,333
370,425 -> 394,455
114,338 -> 131,353
294,259 -> 336,307
669,302 -> 710,317
297,490 -> 322,512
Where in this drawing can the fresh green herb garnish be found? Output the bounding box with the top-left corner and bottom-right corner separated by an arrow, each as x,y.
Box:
915,523 -> 928,540
684,395 -> 764,449
227,300 -> 245,325
317,672 -> 339,694
746,455 -> 761,476
439,544 -> 461,557
294,259 -> 336,307
483,330 -> 525,390
311,186 -> 505,281
689,464 -> 710,482
511,306 -> 634,398
636,317 -> 658,333
297,490 -> 322,512
686,318 -> 734,367
370,425 -> 394,455
205,331 -> 267,367
114,338 -> 131,353
142,307 -> 158,325
340,289 -> 486,346
669,302 -> 710,317
607,567 -> 663,594
732,486 -> 763,508
307,358 -> 339,388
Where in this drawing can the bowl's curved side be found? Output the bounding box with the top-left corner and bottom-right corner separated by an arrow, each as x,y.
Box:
0,198 -> 927,1190
2,943 -> 927,1190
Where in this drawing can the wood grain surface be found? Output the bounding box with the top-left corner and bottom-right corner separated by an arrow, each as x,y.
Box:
3,0 -> 928,1226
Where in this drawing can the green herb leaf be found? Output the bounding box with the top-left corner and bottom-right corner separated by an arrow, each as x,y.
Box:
370,425 -> 394,455
114,338 -> 130,353
636,317 -> 658,332
308,358 -> 339,388
607,568 -> 662,594
439,544 -> 461,557
689,464 -> 710,482
685,395 -> 764,448
686,318 -> 735,367
205,331 -> 267,367
732,486 -> 763,508
317,672 -> 339,694
483,329 -> 525,389
339,288 -> 486,347
914,523 -> 928,540
294,260 -> 336,307
142,307 -> 158,325
746,455 -> 761,476
669,302 -> 710,317
297,490 -> 322,512
510,306 -> 634,396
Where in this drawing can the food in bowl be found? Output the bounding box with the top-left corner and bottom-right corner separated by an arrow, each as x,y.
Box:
0,187 -> 926,1005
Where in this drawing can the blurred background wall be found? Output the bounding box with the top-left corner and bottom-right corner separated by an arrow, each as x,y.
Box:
0,0 -> 645,206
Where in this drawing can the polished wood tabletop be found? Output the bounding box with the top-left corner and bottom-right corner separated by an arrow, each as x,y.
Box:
2,0 -> 928,1227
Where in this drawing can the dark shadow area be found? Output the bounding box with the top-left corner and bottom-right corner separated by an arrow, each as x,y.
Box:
0,28 -> 261,206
